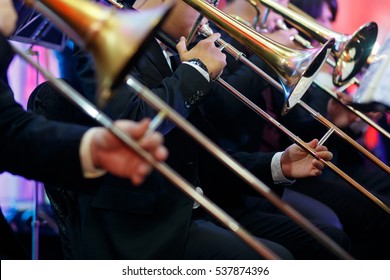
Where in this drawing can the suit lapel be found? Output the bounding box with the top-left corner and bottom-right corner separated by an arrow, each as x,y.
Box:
142,39 -> 173,82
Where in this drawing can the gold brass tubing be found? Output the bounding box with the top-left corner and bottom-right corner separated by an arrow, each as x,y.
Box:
182,0 -> 334,115
276,19 -> 389,140
260,0 -> 378,87
215,78 -> 390,216
12,43 -> 280,260
203,22 -> 390,172
126,75 -> 353,260
195,16 -> 390,207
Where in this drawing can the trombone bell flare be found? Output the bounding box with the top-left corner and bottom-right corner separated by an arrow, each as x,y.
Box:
281,39 -> 334,116
266,0 -> 378,87
333,22 -> 378,86
282,39 -> 334,116
95,5 -> 174,108
24,0 -> 174,108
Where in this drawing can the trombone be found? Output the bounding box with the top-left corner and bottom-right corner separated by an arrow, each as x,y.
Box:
19,0 -> 352,259
183,0 -> 334,115
260,0 -> 377,87
176,0 -> 390,213
253,0 -> 390,171
18,0 -> 280,260
259,0 -> 390,141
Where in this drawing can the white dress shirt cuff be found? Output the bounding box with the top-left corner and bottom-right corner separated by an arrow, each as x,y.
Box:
271,152 -> 295,185
80,128 -> 107,179
193,187 -> 204,209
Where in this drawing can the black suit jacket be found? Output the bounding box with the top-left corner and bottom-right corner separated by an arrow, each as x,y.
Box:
45,38 -> 214,260
0,35 -> 88,185
46,37 -> 279,260
0,35 -> 90,259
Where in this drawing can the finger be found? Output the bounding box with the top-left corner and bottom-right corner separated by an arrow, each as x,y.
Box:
314,145 -> 328,152
315,151 -> 333,161
140,133 -> 169,162
313,169 -> 322,176
204,32 -> 221,43
307,139 -> 319,148
312,159 -> 325,171
310,165 -> 322,176
115,119 -> 152,140
131,163 -> 152,186
176,36 -> 188,57
139,131 -> 164,150
153,145 -> 169,161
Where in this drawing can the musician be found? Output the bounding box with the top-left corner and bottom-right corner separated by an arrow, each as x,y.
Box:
0,0 -> 168,259
37,0 -> 354,259
29,0 -> 299,260
203,0 -> 390,259
290,0 -> 390,201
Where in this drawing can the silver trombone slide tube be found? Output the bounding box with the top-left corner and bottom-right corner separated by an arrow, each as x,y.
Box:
275,20 -> 390,141
215,78 -> 390,215
125,75 -> 352,260
199,23 -> 390,174
199,26 -> 390,208
139,31 -> 348,262
28,0 -> 350,260
12,44 -> 280,260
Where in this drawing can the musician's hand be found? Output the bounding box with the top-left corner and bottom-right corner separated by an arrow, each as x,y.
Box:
0,0 -> 17,36
176,34 -> 226,80
327,92 -> 359,128
281,139 -> 333,178
335,91 -> 383,121
89,119 -> 168,185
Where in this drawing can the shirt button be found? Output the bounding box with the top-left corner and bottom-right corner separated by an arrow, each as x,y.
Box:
184,101 -> 190,108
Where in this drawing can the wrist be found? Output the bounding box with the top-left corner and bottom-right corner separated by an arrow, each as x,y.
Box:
280,151 -> 292,178
272,151 -> 295,185
80,128 -> 106,178
187,58 -> 209,74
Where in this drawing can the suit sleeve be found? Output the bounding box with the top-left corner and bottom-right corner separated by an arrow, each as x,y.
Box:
121,62 -> 213,135
0,80 -> 88,184
199,146 -> 284,202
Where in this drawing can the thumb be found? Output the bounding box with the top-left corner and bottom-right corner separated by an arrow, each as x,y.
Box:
176,36 -> 188,57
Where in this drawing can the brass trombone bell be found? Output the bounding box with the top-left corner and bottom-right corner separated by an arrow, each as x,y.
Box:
332,21 -> 378,87
182,0 -> 334,115
16,0 -> 285,260
259,0 -> 378,87
24,0 -> 173,107
353,34 -> 390,112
